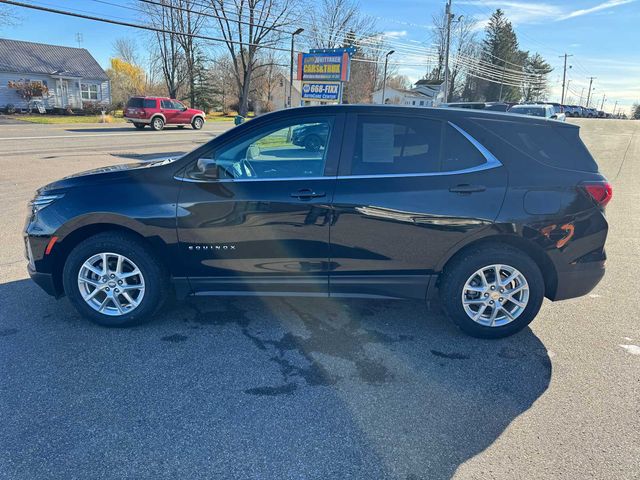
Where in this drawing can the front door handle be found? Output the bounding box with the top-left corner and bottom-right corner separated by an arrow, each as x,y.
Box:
449,184 -> 486,194
290,189 -> 326,200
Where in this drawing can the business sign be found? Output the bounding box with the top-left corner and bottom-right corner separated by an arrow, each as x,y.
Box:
298,52 -> 351,82
301,82 -> 341,101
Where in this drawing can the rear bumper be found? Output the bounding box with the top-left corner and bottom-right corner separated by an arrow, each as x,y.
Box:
125,118 -> 151,124
551,261 -> 605,301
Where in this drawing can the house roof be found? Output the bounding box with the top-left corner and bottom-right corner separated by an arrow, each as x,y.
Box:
0,38 -> 108,80
415,79 -> 444,87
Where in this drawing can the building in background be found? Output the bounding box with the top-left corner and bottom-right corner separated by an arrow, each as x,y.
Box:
373,79 -> 444,107
0,38 -> 111,112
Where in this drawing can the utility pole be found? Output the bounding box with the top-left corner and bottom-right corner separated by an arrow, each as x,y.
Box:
600,93 -> 606,110
578,87 -> 585,105
559,53 -> 573,104
613,100 -> 618,115
498,64 -> 506,102
442,0 -> 453,103
288,28 -> 304,108
381,50 -> 395,104
586,77 -> 596,107
75,33 -> 83,48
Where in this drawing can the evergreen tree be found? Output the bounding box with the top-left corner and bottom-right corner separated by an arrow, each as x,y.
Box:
480,9 -> 526,102
521,53 -> 553,102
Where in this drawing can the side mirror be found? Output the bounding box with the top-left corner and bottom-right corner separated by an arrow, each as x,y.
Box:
196,158 -> 218,179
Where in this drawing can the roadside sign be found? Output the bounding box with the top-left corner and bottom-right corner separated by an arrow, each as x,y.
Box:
301,82 -> 342,101
298,52 -> 351,82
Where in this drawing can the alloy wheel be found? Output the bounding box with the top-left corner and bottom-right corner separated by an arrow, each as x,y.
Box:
77,252 -> 145,316
461,264 -> 530,327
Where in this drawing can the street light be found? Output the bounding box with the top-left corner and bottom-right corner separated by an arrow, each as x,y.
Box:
288,27 -> 304,108
381,50 -> 395,105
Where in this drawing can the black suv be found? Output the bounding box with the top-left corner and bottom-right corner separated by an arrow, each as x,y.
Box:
24,105 -> 611,338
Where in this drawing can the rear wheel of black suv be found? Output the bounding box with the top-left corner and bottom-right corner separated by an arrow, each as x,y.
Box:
62,232 -> 168,327
439,246 -> 545,339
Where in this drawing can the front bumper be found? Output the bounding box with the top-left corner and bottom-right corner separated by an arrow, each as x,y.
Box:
28,264 -> 60,297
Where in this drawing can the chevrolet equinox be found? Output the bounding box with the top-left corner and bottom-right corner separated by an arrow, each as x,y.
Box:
24,105 -> 611,338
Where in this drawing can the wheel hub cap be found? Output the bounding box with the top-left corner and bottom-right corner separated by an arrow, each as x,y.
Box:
77,252 -> 145,316
461,264 -> 530,327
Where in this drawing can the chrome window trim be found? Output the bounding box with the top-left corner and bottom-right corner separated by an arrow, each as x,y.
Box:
176,121 -> 502,184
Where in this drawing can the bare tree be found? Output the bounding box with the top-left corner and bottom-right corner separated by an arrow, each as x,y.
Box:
144,0 -> 187,99
209,0 -> 295,116
0,5 -> 20,29
306,0 -> 371,49
428,9 -> 479,100
113,38 -> 140,65
171,0 -> 207,107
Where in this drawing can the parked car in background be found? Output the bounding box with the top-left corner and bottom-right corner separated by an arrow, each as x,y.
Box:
565,105 -> 582,117
508,104 -> 566,121
441,101 -> 511,112
291,122 -> 330,151
24,105 -> 610,339
584,107 -> 598,118
124,96 -> 206,131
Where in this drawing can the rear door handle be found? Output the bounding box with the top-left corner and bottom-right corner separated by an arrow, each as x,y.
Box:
449,184 -> 486,194
290,189 -> 326,200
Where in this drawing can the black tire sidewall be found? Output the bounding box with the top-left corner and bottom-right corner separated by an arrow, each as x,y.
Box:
62,233 -> 167,327
440,247 -> 545,339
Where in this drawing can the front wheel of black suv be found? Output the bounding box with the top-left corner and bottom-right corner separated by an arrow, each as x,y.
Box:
62,232 -> 168,327
439,245 -> 545,339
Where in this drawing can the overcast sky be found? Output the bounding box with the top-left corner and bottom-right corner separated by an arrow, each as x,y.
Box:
1,0 -> 638,113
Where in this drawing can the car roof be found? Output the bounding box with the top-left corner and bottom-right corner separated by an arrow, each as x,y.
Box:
262,104 -> 577,129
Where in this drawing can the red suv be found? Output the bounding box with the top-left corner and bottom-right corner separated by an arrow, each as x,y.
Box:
124,96 -> 205,131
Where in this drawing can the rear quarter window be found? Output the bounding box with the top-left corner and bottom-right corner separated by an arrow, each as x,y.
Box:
143,99 -> 157,108
126,98 -> 143,108
469,119 -> 598,172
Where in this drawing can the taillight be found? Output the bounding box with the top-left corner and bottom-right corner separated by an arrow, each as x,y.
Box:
581,181 -> 613,208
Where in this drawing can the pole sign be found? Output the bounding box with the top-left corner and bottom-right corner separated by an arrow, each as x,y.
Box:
301,82 -> 341,101
297,52 -> 351,82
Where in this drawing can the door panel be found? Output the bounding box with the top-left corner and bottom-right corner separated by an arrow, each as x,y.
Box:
329,113 -> 508,299
176,113 -> 344,295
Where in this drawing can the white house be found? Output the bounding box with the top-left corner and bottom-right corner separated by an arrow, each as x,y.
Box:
0,38 -> 111,111
373,79 -> 444,107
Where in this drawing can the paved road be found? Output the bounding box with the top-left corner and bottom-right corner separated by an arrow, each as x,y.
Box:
0,119 -> 638,479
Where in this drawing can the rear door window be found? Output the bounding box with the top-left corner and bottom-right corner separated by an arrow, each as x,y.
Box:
442,123 -> 486,171
348,115 -> 442,175
160,99 -> 175,109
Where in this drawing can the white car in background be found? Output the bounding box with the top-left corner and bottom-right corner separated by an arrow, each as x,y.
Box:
508,104 -> 566,121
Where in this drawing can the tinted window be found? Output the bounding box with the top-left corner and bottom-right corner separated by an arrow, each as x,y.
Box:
470,119 -> 598,172
442,124 -> 485,171
126,97 -> 143,108
193,117 -> 334,180
350,116 -> 442,175
143,99 -> 156,108
172,100 -> 185,110
160,99 -> 174,109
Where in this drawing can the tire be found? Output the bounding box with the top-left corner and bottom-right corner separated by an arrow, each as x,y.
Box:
304,134 -> 321,152
439,245 -> 544,339
133,123 -> 145,130
192,116 -> 204,130
150,116 -> 165,131
62,232 -> 169,327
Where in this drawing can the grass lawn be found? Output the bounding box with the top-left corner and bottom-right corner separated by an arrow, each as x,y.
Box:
13,115 -> 126,124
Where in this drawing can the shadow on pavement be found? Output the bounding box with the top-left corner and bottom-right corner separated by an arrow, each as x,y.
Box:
110,151 -> 187,161
64,126 -> 197,133
0,278 -> 551,479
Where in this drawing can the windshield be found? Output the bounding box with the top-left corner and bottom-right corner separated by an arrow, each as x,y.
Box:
510,106 -> 545,117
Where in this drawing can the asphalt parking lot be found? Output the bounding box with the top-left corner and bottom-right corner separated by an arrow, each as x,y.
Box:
0,118 -> 638,479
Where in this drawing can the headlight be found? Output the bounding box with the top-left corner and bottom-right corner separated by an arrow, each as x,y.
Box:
29,193 -> 64,214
